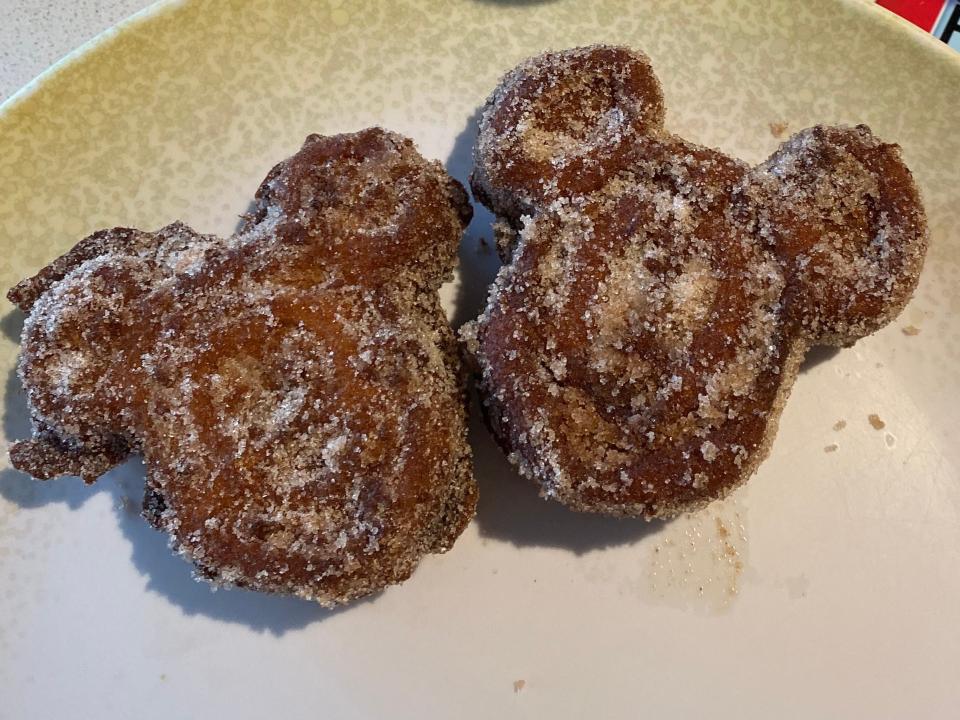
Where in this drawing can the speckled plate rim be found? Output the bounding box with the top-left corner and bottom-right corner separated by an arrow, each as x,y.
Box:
847,0 -> 960,67
1,1 -> 959,717
3,0 -> 959,121
0,0 -> 174,112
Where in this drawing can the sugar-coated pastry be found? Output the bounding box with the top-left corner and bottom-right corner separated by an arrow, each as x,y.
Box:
8,129 -> 477,605
464,46 -> 927,518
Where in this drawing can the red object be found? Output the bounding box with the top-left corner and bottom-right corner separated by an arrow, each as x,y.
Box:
877,0 -> 947,31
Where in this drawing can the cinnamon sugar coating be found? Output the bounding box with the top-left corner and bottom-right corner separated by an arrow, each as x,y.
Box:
464,46 -> 927,518
9,128 -> 477,605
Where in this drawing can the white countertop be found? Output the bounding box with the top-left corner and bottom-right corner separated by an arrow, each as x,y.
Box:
0,0 -> 156,102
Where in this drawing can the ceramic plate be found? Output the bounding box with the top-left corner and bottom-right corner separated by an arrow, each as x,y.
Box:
1,1 -> 958,717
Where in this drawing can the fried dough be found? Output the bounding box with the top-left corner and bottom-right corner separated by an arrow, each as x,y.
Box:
9,129 -> 477,604
465,46 -> 927,518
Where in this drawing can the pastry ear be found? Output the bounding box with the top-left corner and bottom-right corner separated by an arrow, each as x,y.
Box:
744,125 -> 927,346
241,129 -> 471,286
471,45 -> 665,224
7,227 -> 158,313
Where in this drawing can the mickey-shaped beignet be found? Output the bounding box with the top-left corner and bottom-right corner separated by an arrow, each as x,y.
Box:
464,46 -> 927,519
8,128 -> 477,605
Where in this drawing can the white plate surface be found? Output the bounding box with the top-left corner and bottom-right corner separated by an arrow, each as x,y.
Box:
1,1 -> 958,717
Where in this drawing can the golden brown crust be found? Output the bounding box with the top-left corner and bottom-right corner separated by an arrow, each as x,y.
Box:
9,128 -> 477,605
464,46 -> 928,519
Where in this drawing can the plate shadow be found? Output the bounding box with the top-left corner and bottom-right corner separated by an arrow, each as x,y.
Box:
799,344 -> 842,374
445,107 -> 500,330
467,394 -> 662,553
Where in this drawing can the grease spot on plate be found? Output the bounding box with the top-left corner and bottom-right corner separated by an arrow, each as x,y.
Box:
784,573 -> 809,599
645,496 -> 747,613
